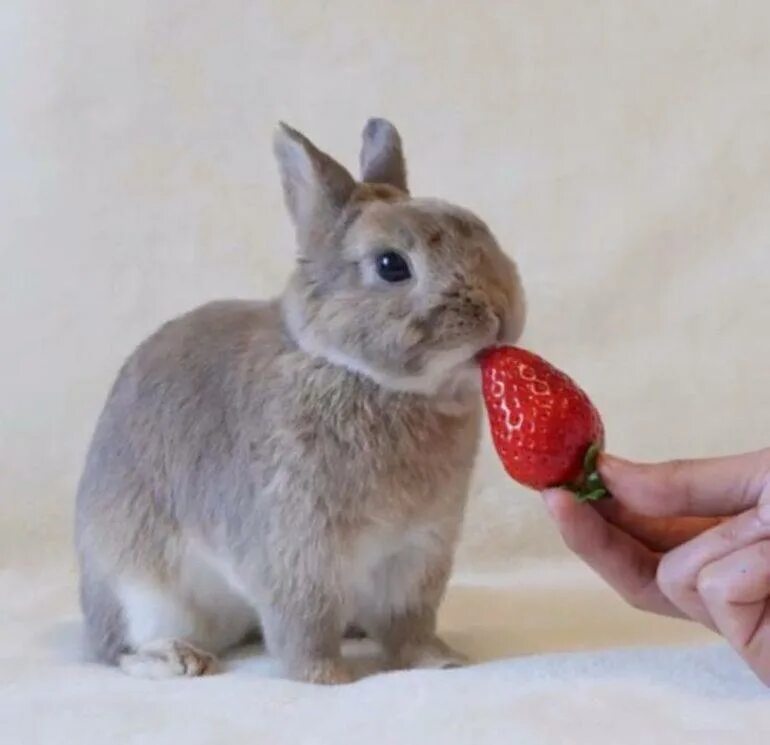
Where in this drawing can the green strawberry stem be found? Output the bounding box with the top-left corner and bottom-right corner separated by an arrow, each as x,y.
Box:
568,442 -> 611,502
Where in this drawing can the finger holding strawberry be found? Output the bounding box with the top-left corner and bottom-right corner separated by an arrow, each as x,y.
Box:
480,346 -> 770,687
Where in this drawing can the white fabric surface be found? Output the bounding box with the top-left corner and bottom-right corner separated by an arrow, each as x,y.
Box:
2,1 -> 770,743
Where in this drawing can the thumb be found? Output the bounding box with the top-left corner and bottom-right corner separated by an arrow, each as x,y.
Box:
598,450 -> 770,518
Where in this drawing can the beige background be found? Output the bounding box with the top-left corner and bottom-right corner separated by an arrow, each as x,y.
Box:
3,0 -> 768,566
2,2 -> 770,742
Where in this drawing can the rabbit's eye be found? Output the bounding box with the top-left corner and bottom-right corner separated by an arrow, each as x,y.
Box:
375,251 -> 412,283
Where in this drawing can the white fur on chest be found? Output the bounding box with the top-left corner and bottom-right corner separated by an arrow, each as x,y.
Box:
342,521 -> 447,622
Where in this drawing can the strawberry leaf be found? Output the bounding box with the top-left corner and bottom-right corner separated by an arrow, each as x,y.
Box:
569,442 -> 611,503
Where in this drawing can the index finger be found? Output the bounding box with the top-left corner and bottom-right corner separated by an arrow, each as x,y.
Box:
599,449 -> 770,518
542,489 -> 683,618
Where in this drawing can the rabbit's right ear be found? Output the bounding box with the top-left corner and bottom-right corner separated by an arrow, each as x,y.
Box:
359,118 -> 408,193
274,123 -> 356,251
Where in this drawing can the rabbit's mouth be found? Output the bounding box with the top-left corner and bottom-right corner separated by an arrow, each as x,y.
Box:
407,341 -> 491,397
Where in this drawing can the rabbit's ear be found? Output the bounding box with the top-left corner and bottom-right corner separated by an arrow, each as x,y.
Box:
274,123 -> 356,248
359,118 -> 408,193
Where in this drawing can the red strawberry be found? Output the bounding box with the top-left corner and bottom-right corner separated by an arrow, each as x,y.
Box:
479,346 -> 608,500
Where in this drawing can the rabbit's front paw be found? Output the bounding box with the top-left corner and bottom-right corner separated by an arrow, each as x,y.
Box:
290,657 -> 354,685
119,639 -> 218,679
389,638 -> 468,671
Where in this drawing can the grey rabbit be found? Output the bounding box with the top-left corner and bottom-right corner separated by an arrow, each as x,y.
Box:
75,119 -> 525,684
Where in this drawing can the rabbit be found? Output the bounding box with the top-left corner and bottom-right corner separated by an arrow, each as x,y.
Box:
75,118 -> 526,684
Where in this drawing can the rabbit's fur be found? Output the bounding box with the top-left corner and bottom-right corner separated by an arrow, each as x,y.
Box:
75,119 -> 525,684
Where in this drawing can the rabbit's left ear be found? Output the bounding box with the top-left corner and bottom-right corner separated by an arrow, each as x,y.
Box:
359,118 -> 408,193
274,123 -> 356,251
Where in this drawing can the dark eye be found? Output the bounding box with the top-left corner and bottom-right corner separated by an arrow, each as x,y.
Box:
375,251 -> 412,283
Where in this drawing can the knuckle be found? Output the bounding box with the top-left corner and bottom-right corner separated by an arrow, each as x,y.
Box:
655,553 -> 684,598
715,520 -> 740,543
665,459 -> 699,514
665,458 -> 690,481
630,466 -> 671,516
631,460 -> 693,517
695,566 -> 723,601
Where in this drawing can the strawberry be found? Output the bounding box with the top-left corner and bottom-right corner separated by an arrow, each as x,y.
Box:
478,346 -> 608,500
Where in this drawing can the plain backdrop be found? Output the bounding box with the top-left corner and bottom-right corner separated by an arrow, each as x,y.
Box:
2,0 -> 768,566
1,2 -> 770,742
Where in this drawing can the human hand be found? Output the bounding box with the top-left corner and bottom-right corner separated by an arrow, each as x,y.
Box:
543,449 -> 770,684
